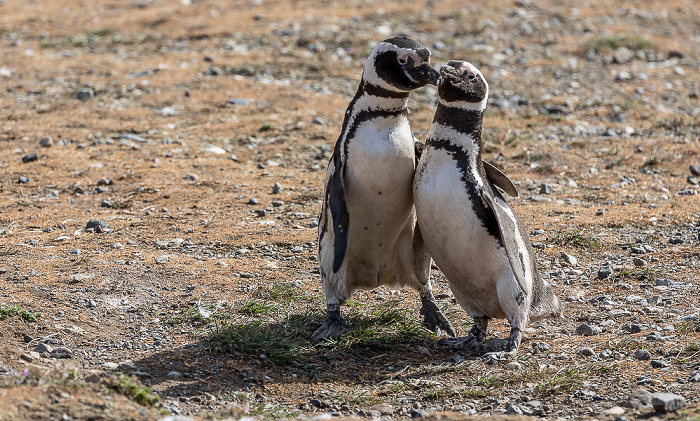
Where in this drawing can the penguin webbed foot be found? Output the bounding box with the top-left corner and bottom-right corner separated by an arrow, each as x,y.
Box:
437,334 -> 482,353
483,327 -> 522,362
420,299 -> 456,337
311,307 -> 348,340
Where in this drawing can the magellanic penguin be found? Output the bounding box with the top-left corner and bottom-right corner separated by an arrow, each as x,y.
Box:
413,61 -> 562,358
313,37 -> 456,340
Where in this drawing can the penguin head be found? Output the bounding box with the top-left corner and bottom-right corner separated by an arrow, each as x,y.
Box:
438,60 -> 489,110
363,37 -> 440,92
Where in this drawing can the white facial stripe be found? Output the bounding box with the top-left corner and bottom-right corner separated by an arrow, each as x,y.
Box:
439,97 -> 488,111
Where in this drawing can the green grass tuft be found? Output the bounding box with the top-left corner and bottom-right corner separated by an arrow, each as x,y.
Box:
587,35 -> 654,52
105,375 -> 160,406
552,229 -> 601,250
0,305 -> 41,322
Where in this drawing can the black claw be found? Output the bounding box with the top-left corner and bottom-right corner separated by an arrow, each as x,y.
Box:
420,299 -> 456,337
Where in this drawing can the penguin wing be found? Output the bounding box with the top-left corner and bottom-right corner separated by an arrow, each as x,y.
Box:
480,189 -> 530,296
483,161 -> 518,197
327,158 -> 350,273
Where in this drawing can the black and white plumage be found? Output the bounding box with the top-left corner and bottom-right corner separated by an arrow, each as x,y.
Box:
313,37 -> 455,340
413,61 -> 562,358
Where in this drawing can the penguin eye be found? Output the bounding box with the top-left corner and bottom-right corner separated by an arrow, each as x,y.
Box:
397,57 -> 408,65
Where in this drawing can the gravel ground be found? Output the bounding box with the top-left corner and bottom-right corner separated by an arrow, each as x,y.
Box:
1,0 -> 699,420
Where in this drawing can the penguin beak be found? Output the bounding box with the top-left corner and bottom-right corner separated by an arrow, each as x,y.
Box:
413,62 -> 441,86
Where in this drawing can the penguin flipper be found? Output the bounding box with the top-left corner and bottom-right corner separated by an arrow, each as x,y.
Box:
328,163 -> 350,273
483,161 -> 518,197
480,189 -> 530,296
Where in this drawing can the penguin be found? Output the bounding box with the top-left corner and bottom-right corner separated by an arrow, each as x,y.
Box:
313,37 -> 456,340
413,60 -> 562,358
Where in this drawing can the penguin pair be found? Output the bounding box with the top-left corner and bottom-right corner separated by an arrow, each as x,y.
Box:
315,38 -> 561,358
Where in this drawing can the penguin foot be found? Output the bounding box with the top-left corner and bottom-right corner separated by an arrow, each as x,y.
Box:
420,299 -> 456,337
437,334 -> 482,352
311,307 -> 348,340
483,327 -> 522,362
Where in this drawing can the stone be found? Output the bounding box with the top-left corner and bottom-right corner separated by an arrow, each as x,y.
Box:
39,137 -> 53,147
632,257 -> 646,267
613,47 -> 634,64
597,265 -> 612,279
248,197 -> 258,205
272,182 -> 283,194
34,343 -> 53,354
539,183 -> 553,194
602,406 -> 625,416
688,372 -> 700,382
652,392 -> 685,413
690,165 -> 700,176
650,359 -> 668,368
578,347 -> 595,357
561,252 -> 577,266
371,403 -> 394,415
506,404 -> 523,415
410,409 -> 428,418
228,98 -> 252,106
202,144 -> 226,154
628,389 -> 653,409
634,349 -> 651,360
50,347 -> 72,359
18,176 -> 30,183
167,371 -> 182,378
183,173 -> 198,181
576,324 -> 602,336
75,88 -> 95,99
505,362 -> 521,370
86,220 -> 110,233
22,153 -> 38,163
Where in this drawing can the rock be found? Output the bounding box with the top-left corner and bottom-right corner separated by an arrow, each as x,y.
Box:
39,137 -> 53,147
228,98 -> 252,106
102,362 -> 119,370
205,66 -> 222,76
96,177 -> 112,186
613,47 -> 634,64
167,371 -> 182,378
576,324 -> 602,336
634,349 -> 651,360
255,209 -> 266,217
101,199 -> 113,208
506,404 -> 523,415
602,406 -> 625,416
632,257 -> 646,267
157,416 -> 194,421
688,372 -> 700,382
615,71 -> 632,81
312,116 -> 325,125
202,144 -> 226,154
119,133 -> 145,142
578,347 -> 595,357
690,165 -> 700,176
85,220 -> 110,233
650,359 -> 668,368
34,343 -> 53,354
678,188 -> 696,195
22,153 -> 38,163
539,183 -> 553,194
248,197 -> 258,205
628,389 -> 653,409
75,88 -> 95,100
18,176 -> 30,183
652,392 -> 685,413
272,182 -> 283,194
23,335 -> 33,343
371,403 -> 394,415
50,347 -> 72,359
183,173 -> 198,181
561,252 -> 577,266
597,265 -> 612,279
505,362 -> 521,370
410,409 -> 429,418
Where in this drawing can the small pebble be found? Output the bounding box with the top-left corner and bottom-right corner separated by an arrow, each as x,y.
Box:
18,176 -> 30,183
560,252 -> 577,266
634,349 -> 651,360
22,153 -> 38,163
85,220 -> 110,233
272,182 -> 283,194
576,324 -> 602,336
650,359 -> 668,368
539,183 -> 553,195
505,362 -> 521,371
248,197 -> 259,205
597,265 -> 612,279
578,347 -> 595,357
39,137 -> 53,147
